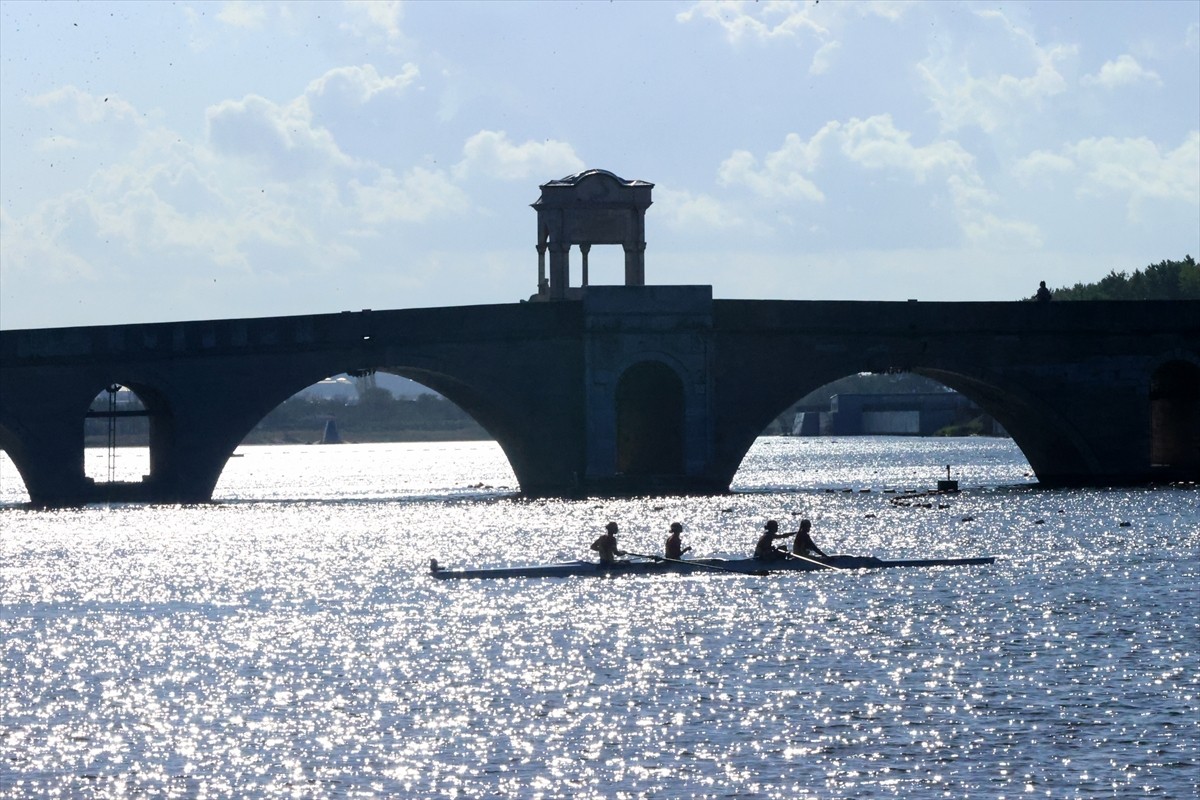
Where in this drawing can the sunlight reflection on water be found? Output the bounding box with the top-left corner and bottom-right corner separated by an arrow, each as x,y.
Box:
1,439 -> 1197,798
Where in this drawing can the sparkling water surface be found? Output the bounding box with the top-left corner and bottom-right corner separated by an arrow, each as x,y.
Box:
1,439 -> 1197,798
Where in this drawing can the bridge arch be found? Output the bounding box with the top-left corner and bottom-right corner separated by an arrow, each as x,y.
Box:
82,382 -> 166,484
1150,357 -> 1200,472
912,366 -> 1098,480
616,360 -> 685,475
214,360 -> 543,497
723,360 -> 1089,489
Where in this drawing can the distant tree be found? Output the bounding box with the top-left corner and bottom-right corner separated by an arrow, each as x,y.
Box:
251,389 -> 487,441
1029,256 -> 1198,300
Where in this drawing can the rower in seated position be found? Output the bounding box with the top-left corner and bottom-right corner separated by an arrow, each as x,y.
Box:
791,518 -> 828,558
664,522 -> 691,560
591,521 -> 627,565
754,520 -> 795,560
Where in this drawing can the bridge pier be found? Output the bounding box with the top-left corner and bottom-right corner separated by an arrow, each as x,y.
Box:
577,286 -> 724,495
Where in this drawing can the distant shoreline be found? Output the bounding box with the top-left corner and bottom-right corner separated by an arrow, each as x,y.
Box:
85,430 -> 1006,449
85,429 -> 493,448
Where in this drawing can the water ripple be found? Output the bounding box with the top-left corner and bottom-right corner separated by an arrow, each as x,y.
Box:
2,440 -> 1197,798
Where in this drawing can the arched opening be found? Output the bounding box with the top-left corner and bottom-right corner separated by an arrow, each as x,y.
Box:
733,371 -> 1033,492
216,371 -> 516,501
84,384 -> 151,484
574,244 -> 626,290
1150,360 -> 1200,471
616,361 -> 684,475
242,373 -> 489,446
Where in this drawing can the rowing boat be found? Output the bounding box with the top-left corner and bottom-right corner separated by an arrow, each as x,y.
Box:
428,554 -> 995,580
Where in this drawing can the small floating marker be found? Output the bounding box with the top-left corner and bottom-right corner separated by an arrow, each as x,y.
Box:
1034,519 -> 1045,525
859,488 -> 871,493
1118,521 -> 1131,527
937,464 -> 959,493
865,513 -> 876,519
961,516 -> 975,522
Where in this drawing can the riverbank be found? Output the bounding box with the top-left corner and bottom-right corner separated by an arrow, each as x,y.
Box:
85,428 -> 491,448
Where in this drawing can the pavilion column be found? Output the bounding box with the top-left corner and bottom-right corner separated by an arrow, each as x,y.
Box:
549,242 -> 570,300
624,242 -> 646,286
536,244 -> 548,296
580,244 -> 592,287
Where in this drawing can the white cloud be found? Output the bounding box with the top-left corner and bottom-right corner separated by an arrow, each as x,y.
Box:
839,115 -> 974,180
676,0 -> 827,44
453,131 -> 584,181
677,0 -> 910,79
216,1 -> 268,30
1013,150 -> 1076,183
717,115 -> 1042,247
653,187 -> 753,232
1012,132 -> 1200,216
30,86 -> 142,135
1068,132 -> 1200,212
947,174 -> 1042,249
919,10 -> 1076,133
342,0 -> 404,42
1082,55 -> 1162,89
718,125 -> 836,202
3,78 -> 486,326
809,40 -> 841,75
206,94 -> 355,176
861,1 -> 909,23
0,203 -> 98,282
719,115 -> 972,201
305,64 -> 420,106
351,167 -> 469,225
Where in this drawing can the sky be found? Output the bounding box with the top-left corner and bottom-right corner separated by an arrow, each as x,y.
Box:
1,0 -> 1197,330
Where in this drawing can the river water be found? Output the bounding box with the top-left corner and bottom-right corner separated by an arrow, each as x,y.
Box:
1,438 -> 1196,798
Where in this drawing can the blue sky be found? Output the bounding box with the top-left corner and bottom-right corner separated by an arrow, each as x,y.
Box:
1,0 -> 1197,329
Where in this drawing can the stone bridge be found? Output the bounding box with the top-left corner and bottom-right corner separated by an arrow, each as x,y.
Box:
1,286 -> 1197,507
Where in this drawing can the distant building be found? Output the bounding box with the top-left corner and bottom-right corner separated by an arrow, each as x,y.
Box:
294,373 -> 437,401
298,376 -> 357,401
792,392 -> 998,436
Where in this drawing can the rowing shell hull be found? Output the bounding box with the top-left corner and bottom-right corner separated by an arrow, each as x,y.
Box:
428,555 -> 995,580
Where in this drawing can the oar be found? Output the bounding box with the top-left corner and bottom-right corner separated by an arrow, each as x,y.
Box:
783,551 -> 847,572
623,551 -> 765,577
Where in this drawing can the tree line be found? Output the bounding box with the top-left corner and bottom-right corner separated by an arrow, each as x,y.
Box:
246,388 -> 488,443
1030,256 -> 1198,301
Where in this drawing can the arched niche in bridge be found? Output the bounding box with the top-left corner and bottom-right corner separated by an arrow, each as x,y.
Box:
1150,360 -> 1200,471
531,169 -> 654,301
616,361 -> 684,476
84,384 -> 159,484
